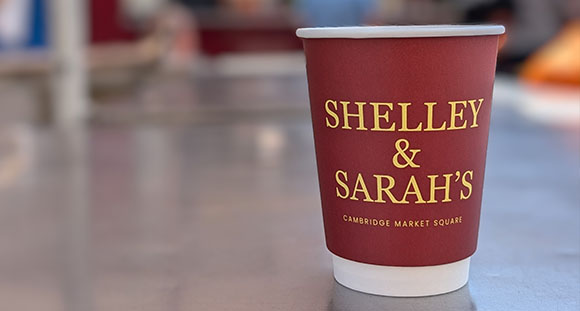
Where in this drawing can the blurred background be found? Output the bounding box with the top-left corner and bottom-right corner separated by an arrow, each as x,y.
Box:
0,0 -> 578,123
0,0 -> 578,310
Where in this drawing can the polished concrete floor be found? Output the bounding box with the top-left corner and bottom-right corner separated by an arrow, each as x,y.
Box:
0,74 -> 578,310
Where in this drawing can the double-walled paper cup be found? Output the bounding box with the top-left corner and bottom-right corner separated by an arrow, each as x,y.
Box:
298,25 -> 504,297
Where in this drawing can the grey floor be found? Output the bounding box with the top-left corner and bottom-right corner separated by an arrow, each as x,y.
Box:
0,73 -> 578,310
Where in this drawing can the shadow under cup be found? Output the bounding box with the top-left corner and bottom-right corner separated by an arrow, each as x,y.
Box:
298,25 -> 504,297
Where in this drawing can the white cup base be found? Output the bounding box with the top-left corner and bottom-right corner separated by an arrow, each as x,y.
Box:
332,254 -> 470,297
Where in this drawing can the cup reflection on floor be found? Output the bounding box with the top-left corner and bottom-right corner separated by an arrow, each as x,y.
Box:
328,282 -> 476,311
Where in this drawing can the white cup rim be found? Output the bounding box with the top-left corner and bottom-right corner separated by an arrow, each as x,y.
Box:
296,25 -> 505,39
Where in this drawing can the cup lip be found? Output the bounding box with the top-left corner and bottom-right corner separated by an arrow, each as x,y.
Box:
296,24 -> 505,39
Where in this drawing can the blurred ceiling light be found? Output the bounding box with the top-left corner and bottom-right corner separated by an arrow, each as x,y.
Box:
256,125 -> 286,164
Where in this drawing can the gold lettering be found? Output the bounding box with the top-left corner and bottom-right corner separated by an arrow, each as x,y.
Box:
373,174 -> 400,203
448,101 -> 467,130
460,170 -> 473,200
341,101 -> 367,130
398,103 -> 423,131
335,170 -> 349,199
400,175 -> 426,204
424,102 -> 447,131
370,102 -> 395,131
427,174 -> 453,203
468,98 -> 484,128
350,173 -> 374,202
325,99 -> 339,128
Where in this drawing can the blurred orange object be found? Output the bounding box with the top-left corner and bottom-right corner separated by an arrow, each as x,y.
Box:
520,21 -> 580,86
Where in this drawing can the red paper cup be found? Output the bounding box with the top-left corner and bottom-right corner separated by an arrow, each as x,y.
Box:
297,25 -> 504,297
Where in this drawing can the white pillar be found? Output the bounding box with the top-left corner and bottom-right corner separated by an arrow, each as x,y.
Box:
49,0 -> 90,124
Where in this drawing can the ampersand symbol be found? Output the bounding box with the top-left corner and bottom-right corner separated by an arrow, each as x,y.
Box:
392,138 -> 421,168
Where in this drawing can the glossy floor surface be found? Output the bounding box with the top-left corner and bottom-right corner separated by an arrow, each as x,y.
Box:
0,73 -> 578,310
